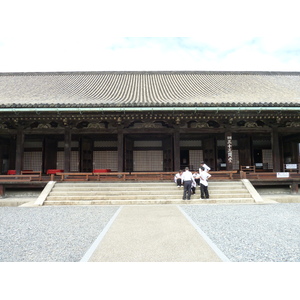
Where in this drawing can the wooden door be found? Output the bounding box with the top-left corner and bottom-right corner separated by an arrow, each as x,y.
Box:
202,137 -> 216,170
163,135 -> 173,171
43,137 -> 58,172
81,138 -> 93,172
238,135 -> 252,167
124,137 -> 133,172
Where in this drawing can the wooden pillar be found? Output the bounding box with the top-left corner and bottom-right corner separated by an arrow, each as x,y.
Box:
64,127 -> 71,172
225,131 -> 233,171
0,141 -> 3,174
271,125 -> 281,172
15,127 -> 24,175
117,129 -> 124,172
173,128 -> 180,171
9,137 -> 16,170
0,185 -> 5,197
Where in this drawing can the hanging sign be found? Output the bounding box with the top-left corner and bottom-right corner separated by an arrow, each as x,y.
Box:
227,135 -> 232,163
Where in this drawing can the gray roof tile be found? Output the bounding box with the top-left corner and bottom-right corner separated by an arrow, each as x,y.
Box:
0,71 -> 300,108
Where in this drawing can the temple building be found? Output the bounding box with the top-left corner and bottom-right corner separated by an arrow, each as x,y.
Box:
0,71 -> 300,175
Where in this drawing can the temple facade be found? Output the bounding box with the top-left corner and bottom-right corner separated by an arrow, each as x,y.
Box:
0,71 -> 300,174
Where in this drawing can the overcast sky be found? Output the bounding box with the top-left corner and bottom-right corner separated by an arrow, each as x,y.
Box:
1,0 -> 300,72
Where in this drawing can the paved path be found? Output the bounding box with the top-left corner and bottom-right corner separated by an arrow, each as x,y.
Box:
83,205 -> 226,262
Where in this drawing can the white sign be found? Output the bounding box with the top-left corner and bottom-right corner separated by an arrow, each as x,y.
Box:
277,172 -> 290,178
227,135 -> 232,163
285,164 -> 298,169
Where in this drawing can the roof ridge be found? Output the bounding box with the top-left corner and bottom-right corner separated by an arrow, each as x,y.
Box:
1,70 -> 300,76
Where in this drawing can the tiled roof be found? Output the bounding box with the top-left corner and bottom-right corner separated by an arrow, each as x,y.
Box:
0,71 -> 300,108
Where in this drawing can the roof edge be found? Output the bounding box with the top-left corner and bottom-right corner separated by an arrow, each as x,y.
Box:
1,70 -> 300,76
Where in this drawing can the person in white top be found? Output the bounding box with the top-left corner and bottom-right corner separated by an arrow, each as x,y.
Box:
193,170 -> 200,186
199,161 -> 210,173
181,167 -> 196,200
199,166 -> 211,199
174,170 -> 183,187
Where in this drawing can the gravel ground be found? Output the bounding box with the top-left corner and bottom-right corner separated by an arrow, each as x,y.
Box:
1,203 -> 300,262
180,203 -> 300,262
0,206 -> 119,262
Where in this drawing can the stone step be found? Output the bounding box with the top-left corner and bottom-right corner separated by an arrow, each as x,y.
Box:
44,180 -> 256,205
52,184 -> 245,191
56,181 -> 243,187
44,198 -> 255,206
46,192 -> 251,200
49,188 -> 248,196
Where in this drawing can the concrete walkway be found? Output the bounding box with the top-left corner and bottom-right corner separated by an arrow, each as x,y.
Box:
83,205 -> 227,262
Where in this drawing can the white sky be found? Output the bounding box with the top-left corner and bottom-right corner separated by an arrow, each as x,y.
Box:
1,0 -> 300,72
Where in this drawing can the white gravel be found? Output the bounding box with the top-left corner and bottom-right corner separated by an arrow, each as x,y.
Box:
180,203 -> 300,262
1,203 -> 300,262
0,206 -> 119,262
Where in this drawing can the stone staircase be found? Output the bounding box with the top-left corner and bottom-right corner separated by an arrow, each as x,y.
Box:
43,180 -> 256,205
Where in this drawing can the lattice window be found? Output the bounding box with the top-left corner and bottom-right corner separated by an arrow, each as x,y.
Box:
70,151 -> 79,171
189,150 -> 203,171
133,150 -> 163,171
232,150 -> 239,170
93,151 -> 118,171
56,151 -> 64,169
56,151 -> 79,171
262,149 -> 273,169
23,152 -> 42,171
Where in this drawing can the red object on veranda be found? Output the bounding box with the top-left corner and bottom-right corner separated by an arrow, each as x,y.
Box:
93,169 -> 111,173
7,170 -> 16,175
46,169 -> 64,174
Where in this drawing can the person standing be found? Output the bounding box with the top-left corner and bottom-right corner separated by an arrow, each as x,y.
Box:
181,167 -> 195,200
199,166 -> 211,199
199,161 -> 211,173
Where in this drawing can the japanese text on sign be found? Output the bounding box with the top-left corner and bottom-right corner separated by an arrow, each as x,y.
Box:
227,135 -> 232,163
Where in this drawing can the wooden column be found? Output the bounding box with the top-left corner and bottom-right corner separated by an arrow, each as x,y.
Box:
117,129 -> 124,172
64,127 -> 71,172
271,125 -> 281,172
173,128 -> 180,171
225,131 -> 233,171
0,185 -> 5,197
15,127 -> 24,175
0,140 -> 3,174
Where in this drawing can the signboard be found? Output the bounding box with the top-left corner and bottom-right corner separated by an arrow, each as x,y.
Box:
277,172 -> 290,178
285,164 -> 298,169
227,135 -> 232,163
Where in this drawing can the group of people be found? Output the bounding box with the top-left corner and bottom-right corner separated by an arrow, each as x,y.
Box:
174,162 -> 211,200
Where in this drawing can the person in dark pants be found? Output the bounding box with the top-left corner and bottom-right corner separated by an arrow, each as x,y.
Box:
199,166 -> 211,199
181,167 -> 195,200
174,170 -> 183,187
